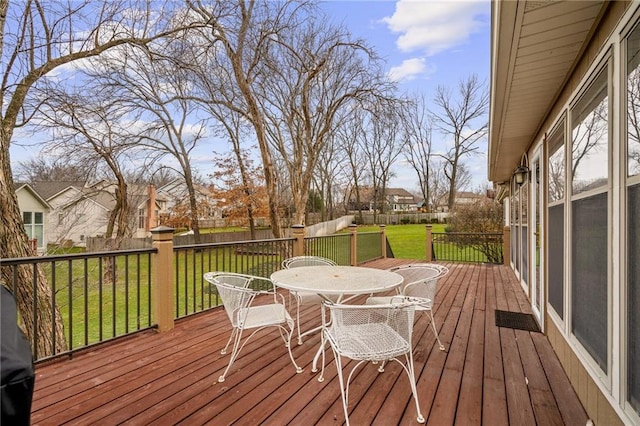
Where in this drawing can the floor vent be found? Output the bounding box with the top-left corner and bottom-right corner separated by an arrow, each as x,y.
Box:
494,310 -> 541,333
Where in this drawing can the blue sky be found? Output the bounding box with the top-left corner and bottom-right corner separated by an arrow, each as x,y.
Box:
9,0 -> 491,192
321,0 -> 491,190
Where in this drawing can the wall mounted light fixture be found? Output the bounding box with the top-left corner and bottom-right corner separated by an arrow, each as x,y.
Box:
513,153 -> 529,186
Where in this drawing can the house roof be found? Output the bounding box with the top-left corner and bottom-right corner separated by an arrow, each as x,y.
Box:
14,182 -> 52,209
31,181 -> 86,200
349,187 -> 416,203
488,0 -> 607,183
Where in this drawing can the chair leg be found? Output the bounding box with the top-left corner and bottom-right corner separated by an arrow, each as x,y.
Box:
403,354 -> 425,423
220,328 -> 237,355
332,351 -> 351,426
295,296 -> 304,346
283,321 -> 304,374
428,310 -> 445,351
218,328 -> 244,382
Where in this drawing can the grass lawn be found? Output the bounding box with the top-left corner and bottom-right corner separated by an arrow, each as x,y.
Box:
350,224 -> 446,260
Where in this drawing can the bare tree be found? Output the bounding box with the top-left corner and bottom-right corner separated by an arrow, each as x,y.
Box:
258,17 -> 391,226
362,101 -> 406,219
312,127 -> 349,221
1,0 -> 202,357
210,112 -> 263,239
15,157 -> 90,184
186,0 -> 304,237
37,88 -> 139,244
571,100 -> 607,191
431,74 -> 488,210
428,159 -> 448,211
402,93 -> 434,209
336,110 -> 370,223
628,67 -> 640,175
81,41 -> 210,242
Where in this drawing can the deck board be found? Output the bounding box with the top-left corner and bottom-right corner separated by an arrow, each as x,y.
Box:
31,261 -> 587,425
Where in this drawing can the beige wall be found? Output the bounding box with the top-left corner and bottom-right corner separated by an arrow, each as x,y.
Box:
546,317 -> 624,425
533,2 -> 634,424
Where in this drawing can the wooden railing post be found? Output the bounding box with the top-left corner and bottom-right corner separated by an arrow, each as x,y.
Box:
292,224 -> 305,257
379,224 -> 387,259
426,225 -> 433,261
503,225 -> 511,266
151,226 -> 174,332
349,224 -> 358,266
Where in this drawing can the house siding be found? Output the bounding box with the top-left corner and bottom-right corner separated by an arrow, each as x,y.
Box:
502,2 -> 639,424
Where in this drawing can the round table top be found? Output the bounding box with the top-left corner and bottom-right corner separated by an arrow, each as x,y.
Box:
270,265 -> 403,295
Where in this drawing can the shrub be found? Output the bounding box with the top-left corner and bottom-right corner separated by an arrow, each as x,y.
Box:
447,198 -> 504,263
400,217 -> 411,225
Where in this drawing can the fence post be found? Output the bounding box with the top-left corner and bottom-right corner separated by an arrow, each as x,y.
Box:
425,225 -> 433,261
379,224 -> 387,259
151,226 -> 174,332
292,224 -> 305,257
503,225 -> 511,266
349,224 -> 358,266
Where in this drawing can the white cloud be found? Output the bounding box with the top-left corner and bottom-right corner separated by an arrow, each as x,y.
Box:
383,0 -> 488,56
388,57 -> 436,82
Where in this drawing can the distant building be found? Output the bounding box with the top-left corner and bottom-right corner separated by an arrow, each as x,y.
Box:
435,191 -> 484,213
14,182 -> 51,253
347,187 -> 418,213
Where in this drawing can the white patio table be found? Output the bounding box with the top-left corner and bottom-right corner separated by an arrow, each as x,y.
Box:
270,265 -> 404,375
270,265 -> 403,302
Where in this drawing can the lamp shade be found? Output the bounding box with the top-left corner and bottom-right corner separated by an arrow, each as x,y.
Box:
514,165 -> 529,185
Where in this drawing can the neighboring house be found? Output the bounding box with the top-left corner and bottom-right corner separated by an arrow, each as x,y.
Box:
347,187 -> 418,212
32,181 -> 114,247
385,188 -> 418,212
490,2 -> 638,424
14,182 -> 51,253
134,179 -> 222,236
435,191 -> 484,212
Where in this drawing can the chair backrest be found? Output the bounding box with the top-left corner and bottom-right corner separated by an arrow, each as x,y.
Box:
324,302 -> 417,360
282,256 -> 336,269
388,264 -> 449,304
203,272 -> 261,326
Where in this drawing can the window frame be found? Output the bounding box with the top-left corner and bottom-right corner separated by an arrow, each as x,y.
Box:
566,53 -> 613,387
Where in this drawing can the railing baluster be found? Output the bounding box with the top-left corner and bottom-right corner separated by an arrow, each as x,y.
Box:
32,263 -> 38,360
125,255 -> 129,334
68,259 -> 73,351
111,256 -> 116,338
84,258 -> 88,346
51,260 -> 56,357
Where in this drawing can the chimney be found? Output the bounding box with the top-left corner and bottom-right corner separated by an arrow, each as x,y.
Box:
146,184 -> 157,231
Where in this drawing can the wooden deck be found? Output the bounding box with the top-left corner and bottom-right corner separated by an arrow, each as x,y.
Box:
31,260 -> 588,425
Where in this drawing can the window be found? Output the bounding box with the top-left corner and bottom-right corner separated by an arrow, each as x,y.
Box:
626,21 -> 640,415
138,209 -> 145,229
570,65 -> 609,372
521,181 -> 528,286
547,122 -> 565,320
23,211 -> 44,249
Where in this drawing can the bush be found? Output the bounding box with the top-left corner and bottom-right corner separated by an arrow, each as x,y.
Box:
400,217 -> 411,225
430,218 -> 439,224
447,198 -> 504,263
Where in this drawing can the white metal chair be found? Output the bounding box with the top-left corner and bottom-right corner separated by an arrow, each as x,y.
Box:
281,255 -> 337,345
321,301 -> 425,425
366,263 -> 449,351
203,272 -> 303,383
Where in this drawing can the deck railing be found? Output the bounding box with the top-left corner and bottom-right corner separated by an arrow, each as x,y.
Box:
0,249 -> 155,362
2,224 -> 508,362
430,231 -> 504,264
173,238 -> 295,318
0,226 -> 384,362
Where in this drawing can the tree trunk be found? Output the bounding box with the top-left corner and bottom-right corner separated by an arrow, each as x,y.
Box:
1,130 -> 67,358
